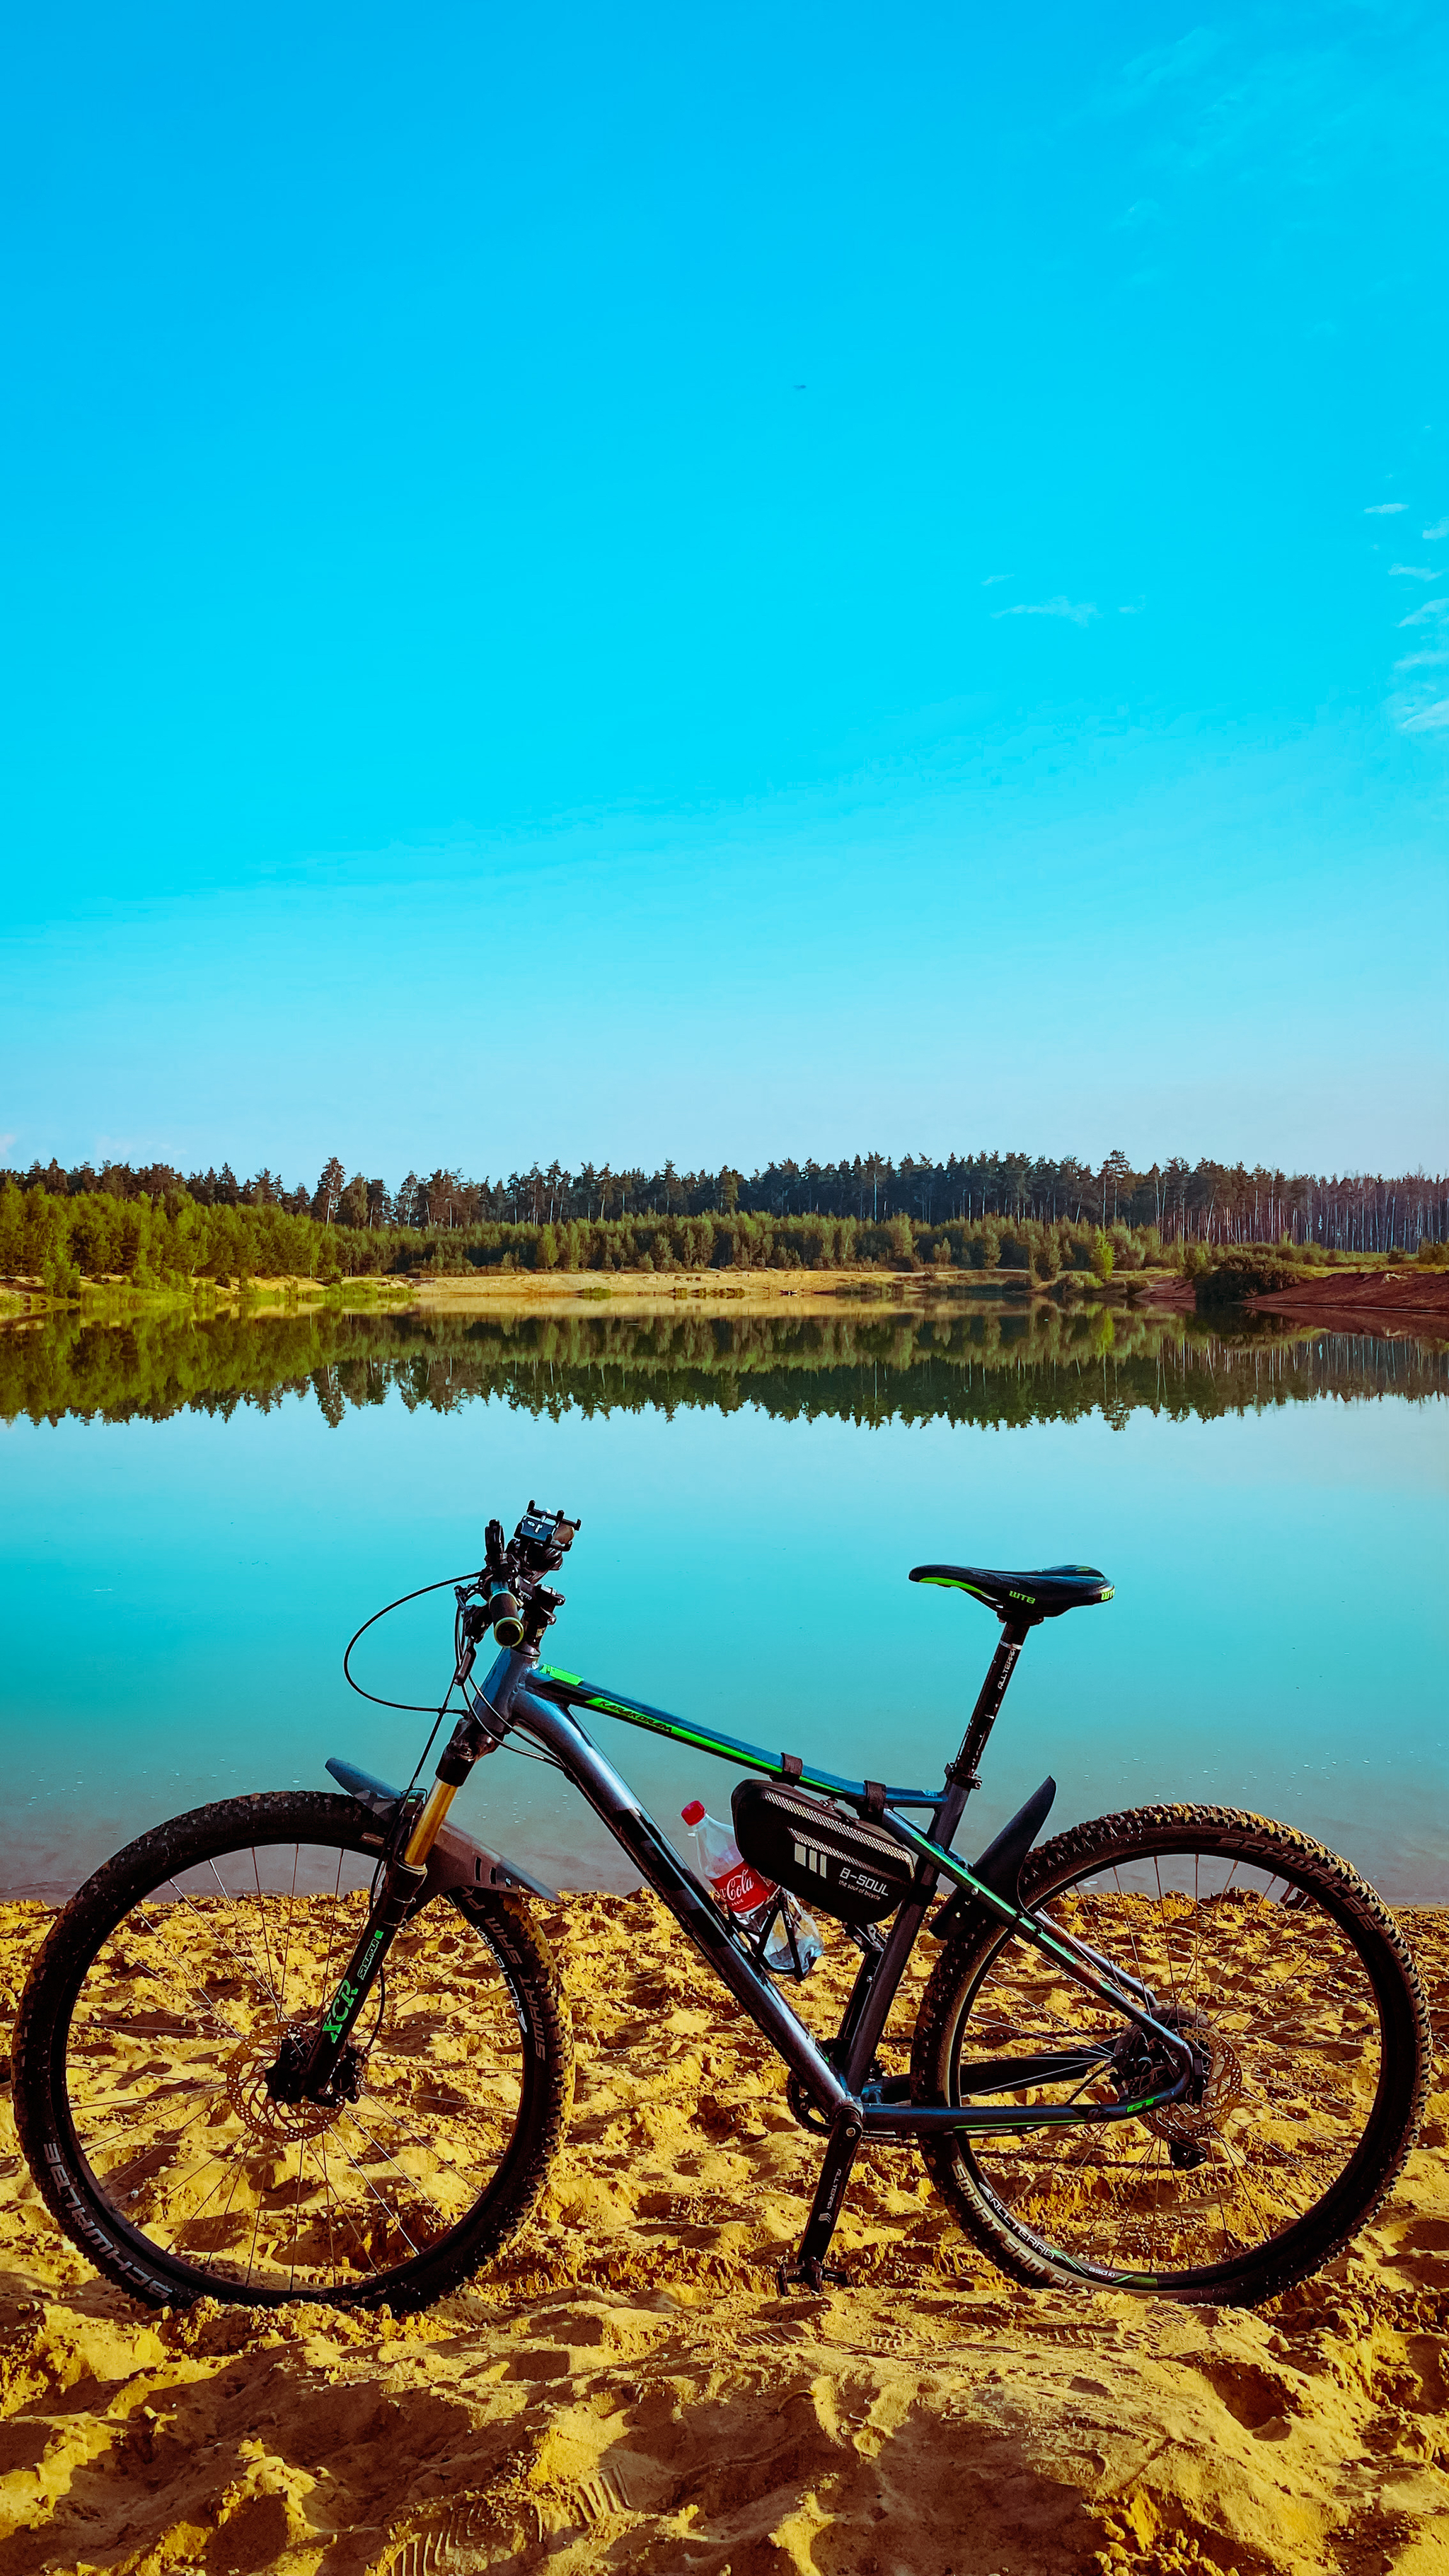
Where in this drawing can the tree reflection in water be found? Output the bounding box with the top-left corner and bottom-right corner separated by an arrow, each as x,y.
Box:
2,1302 -> 1442,1432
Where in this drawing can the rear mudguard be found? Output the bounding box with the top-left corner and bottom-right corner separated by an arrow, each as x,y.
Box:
928,1774 -> 1056,1942
325,1756 -> 558,1902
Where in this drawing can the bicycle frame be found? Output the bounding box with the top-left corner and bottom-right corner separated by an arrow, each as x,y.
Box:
299,1610 -> 1201,2287
510,1658 -> 1197,2132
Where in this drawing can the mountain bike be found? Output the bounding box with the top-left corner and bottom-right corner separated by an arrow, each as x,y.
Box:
14,1504 -> 1429,2314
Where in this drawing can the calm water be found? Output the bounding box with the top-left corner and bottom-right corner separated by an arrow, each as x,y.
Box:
1,1305 -> 1445,1900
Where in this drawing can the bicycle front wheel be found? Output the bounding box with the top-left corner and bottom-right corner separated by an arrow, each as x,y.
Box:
910,1804 -> 1428,2306
14,1791 -> 572,2311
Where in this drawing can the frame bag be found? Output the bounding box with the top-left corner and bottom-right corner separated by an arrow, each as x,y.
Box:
731,1777 -> 916,1927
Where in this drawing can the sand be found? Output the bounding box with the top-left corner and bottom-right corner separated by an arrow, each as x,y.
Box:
400,1271 -> 1019,1317
1,1893 -> 1446,2576
1247,1271 -> 1449,1330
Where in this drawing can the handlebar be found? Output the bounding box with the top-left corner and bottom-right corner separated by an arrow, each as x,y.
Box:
461,1502 -> 581,1665
483,1583 -> 526,1648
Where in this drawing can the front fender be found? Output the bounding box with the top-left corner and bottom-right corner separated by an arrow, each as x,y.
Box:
324,1755 -> 557,1902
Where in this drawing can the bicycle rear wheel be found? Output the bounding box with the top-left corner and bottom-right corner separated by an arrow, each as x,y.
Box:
910,1804 -> 1428,2305
14,1791 -> 572,2311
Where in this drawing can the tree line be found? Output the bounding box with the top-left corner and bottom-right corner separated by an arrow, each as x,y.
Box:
10,1147 -> 1448,1251
3,1147 -> 1446,1295
0,1184 -> 1337,1294
4,1304 -> 1440,1435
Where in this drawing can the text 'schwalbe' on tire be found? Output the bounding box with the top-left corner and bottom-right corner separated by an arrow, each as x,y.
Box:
910,1804 -> 1429,2306
13,1792 -> 573,2312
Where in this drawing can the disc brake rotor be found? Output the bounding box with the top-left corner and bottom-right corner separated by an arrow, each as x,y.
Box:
226,2029 -> 366,2144
1114,2006 -> 1244,2149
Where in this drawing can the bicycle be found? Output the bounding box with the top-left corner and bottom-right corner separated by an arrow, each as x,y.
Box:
14,1504 -> 1430,2314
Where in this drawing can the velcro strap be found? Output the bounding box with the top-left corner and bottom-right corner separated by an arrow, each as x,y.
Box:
862,1779 -> 887,1818
780,1752 -> 803,1782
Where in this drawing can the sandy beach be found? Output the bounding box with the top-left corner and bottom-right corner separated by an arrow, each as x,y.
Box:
1,1890 -> 1446,2575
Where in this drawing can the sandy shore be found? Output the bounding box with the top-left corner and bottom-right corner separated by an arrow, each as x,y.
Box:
1247,1270 -> 1449,1330
2,1893 -> 1446,2575
380,1262 -> 1449,1334
10,1258 -> 1443,1336
399,1269 -> 1034,1317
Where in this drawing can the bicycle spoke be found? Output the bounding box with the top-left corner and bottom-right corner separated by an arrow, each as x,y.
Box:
79,2092 -> 224,2168
316,2132 -> 343,2282
318,2130 -> 383,2282
125,1892 -> 251,2044
1151,1861 -> 1182,2019
180,2144 -> 252,2264
1216,2118 -> 1295,2236
335,2100 -> 469,2226
328,2117 -> 427,2257
288,2140 -> 309,2293
275,1844 -> 303,2024
241,2188 -> 267,2292
318,1849 -> 352,1997
246,1854 -> 284,2022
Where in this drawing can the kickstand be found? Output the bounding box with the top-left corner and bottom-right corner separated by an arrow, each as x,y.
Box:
778,2104 -> 863,2297
776,2254 -> 850,2297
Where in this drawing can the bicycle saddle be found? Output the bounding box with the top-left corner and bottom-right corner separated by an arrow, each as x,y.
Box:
909,1561 -> 1113,1622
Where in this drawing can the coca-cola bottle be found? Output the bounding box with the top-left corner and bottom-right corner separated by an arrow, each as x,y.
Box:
681,1801 -> 821,1977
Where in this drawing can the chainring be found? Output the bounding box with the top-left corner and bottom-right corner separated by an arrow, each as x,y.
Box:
785,2072 -> 836,2135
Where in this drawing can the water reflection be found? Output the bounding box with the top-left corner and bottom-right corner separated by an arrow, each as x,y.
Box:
3,1301 -> 1443,1431
3,1303 -> 1445,1905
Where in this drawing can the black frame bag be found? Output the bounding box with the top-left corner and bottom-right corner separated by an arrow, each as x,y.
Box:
732,1777 -> 917,1927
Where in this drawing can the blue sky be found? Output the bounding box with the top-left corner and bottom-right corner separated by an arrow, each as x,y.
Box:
3,1 -> 1445,1183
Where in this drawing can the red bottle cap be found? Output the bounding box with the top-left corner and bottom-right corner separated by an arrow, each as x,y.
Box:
680,1800 -> 706,1827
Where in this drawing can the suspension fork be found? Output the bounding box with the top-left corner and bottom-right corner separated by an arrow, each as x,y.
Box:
282,1649 -> 529,2101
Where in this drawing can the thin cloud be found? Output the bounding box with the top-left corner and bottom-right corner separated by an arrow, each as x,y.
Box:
993,596 -> 1099,627
1117,602 -> 1144,615
1390,563 -> 1439,580
1397,598 -> 1448,627
981,572 -> 1013,587
1399,698 -> 1449,734
1424,518 -> 1449,540
1107,27 -> 1224,112
1363,502 -> 1407,515
1395,649 -> 1449,671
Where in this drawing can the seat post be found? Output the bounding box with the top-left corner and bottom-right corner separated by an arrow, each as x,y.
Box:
947,1619 -> 1033,1796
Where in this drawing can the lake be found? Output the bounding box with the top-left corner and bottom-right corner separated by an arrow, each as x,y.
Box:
1,1301 -> 1445,1901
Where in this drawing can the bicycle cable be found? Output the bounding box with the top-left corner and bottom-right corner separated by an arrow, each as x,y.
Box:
342,1563 -> 571,1796
497,1731 -> 568,1776
341,1570 -> 480,1714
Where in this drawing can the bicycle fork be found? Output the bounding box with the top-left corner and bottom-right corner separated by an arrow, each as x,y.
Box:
270,1760 -> 474,2105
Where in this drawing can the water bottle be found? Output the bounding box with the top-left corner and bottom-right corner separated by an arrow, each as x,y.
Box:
681,1801 -> 822,1977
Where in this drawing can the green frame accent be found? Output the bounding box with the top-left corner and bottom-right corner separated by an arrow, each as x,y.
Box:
531,1664 -> 944,1808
